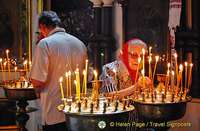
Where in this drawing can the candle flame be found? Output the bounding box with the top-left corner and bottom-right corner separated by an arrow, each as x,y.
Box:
65,72 -> 68,77
83,70 -> 86,75
167,63 -> 170,68
113,69 -> 116,73
185,62 -> 188,66
149,46 -> 152,50
94,70 -> 98,77
59,77 -> 63,83
141,69 -> 144,75
74,80 -> 77,85
172,71 -> 175,76
29,61 -> 32,65
6,50 -> 9,54
14,67 -> 17,71
68,71 -> 71,76
155,56 -> 159,61
23,60 -> 27,65
167,70 -> 170,75
3,62 -> 6,66
174,53 -> 177,58
86,59 -> 88,63
138,57 -> 141,63
190,63 -> 193,67
0,58 -> 2,62
142,48 -> 145,55
179,64 -> 183,71
148,56 -> 152,63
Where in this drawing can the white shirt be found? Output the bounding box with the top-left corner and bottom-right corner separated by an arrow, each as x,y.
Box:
29,27 -> 87,125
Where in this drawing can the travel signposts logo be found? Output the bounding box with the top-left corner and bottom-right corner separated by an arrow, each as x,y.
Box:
98,121 -> 106,129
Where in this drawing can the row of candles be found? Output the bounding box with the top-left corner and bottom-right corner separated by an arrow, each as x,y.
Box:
58,47 -> 193,105
135,47 -> 193,96
0,50 -> 31,82
59,60 -> 90,105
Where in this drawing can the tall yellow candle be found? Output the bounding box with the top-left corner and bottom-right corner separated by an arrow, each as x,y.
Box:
14,66 -> 17,82
0,58 -> 5,81
187,63 -> 193,90
74,80 -> 78,98
24,60 -> 28,80
179,64 -> 183,92
59,77 -> 66,106
85,60 -> 88,94
135,57 -> 141,84
149,47 -> 152,79
82,70 -> 86,95
6,50 -> 11,80
165,70 -> 170,92
94,70 -> 98,98
142,48 -> 145,91
174,53 -> 179,84
152,56 -> 159,88
68,71 -> 72,98
149,56 -> 152,80
77,69 -> 80,101
3,62 -> 7,80
172,71 -> 175,91
176,65 -> 183,95
184,62 -> 188,91
65,72 -> 69,99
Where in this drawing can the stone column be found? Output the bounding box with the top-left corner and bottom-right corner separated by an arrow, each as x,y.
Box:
90,0 -> 103,72
101,0 -> 115,65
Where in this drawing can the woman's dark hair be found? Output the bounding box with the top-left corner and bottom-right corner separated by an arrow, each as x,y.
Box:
38,11 -> 61,28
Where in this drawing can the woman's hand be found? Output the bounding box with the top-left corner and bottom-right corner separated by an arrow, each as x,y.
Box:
137,76 -> 151,88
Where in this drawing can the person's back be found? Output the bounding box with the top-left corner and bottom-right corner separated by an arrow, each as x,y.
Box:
29,11 -> 87,130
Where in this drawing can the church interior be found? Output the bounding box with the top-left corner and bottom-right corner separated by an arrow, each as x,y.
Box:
0,0 -> 200,131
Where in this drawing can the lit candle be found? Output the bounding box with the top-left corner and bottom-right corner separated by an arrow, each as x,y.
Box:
149,56 -> 152,80
174,53 -> 179,85
187,63 -> 193,90
113,69 -> 118,96
149,46 -> 152,79
135,57 -> 141,84
142,48 -> 145,91
167,63 -> 170,72
24,60 -> 28,80
179,64 -> 183,92
75,68 -> 80,101
184,62 -> 188,91
165,70 -> 170,92
14,66 -> 17,82
29,61 -> 32,70
0,58 -> 5,81
68,71 -> 72,98
172,71 -> 175,91
59,77 -> 66,106
152,56 -> 159,88
6,50 -> 11,80
82,70 -> 86,95
3,62 -> 7,80
176,64 -> 182,95
84,60 -> 88,94
94,70 -> 98,99
74,80 -> 78,98
141,69 -> 145,92
65,72 -> 69,99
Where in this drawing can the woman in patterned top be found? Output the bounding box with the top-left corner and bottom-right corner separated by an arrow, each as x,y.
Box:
100,38 -> 151,100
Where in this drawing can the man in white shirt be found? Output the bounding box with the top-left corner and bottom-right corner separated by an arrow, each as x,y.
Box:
29,11 -> 87,131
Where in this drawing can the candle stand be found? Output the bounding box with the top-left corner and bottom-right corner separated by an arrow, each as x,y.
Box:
3,87 -> 38,131
132,74 -> 191,130
58,80 -> 135,131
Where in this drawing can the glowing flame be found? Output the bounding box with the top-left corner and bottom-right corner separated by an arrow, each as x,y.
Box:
59,77 -> 63,83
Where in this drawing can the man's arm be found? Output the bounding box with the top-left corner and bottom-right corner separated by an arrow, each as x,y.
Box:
32,79 -> 46,99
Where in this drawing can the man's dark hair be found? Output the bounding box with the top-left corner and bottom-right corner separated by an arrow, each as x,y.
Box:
38,11 -> 61,28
